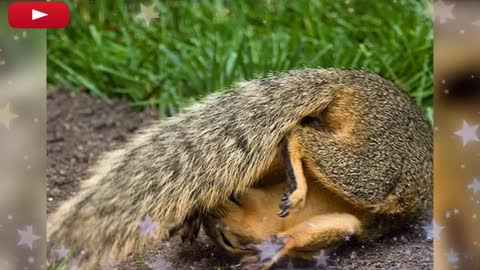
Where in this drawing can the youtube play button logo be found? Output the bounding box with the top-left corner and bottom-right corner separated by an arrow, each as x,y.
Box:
32,9 -> 49,21
8,2 -> 70,29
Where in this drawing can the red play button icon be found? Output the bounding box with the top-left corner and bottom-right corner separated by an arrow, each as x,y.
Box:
8,2 -> 70,29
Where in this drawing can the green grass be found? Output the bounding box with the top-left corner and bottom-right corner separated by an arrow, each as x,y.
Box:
47,0 -> 433,121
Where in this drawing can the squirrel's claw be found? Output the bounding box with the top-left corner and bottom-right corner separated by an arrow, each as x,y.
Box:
240,259 -> 265,270
277,201 -> 292,217
278,195 -> 292,217
281,191 -> 290,201
239,253 -> 268,270
278,189 -> 306,217
240,244 -> 261,254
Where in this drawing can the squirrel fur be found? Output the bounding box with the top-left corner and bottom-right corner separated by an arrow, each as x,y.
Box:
47,68 -> 432,269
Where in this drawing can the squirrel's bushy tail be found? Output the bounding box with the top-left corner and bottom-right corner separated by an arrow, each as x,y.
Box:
47,68 -> 343,268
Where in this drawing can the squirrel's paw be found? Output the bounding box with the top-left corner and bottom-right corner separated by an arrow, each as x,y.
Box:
239,235 -> 285,270
278,189 -> 306,217
167,210 -> 202,244
239,257 -> 269,270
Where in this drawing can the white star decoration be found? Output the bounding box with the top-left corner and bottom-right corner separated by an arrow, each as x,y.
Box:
135,3 -> 159,27
314,250 -> 330,267
424,220 -> 444,240
17,225 -> 40,250
434,0 -> 455,24
468,177 -> 480,195
254,237 -> 283,262
0,102 -> 19,129
139,216 -> 159,237
445,248 -> 459,264
454,121 -> 479,146
54,245 -> 69,259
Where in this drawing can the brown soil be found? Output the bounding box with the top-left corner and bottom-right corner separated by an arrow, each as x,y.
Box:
47,87 -> 433,269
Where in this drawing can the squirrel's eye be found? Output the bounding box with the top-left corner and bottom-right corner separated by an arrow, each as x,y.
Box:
301,116 -> 324,130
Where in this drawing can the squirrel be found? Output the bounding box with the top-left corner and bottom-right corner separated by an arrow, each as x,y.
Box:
47,68 -> 432,269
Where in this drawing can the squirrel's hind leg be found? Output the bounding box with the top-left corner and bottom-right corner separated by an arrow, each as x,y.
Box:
239,213 -> 362,270
278,133 -> 308,217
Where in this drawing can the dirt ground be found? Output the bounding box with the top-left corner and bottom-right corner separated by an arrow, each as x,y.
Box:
47,88 -> 433,270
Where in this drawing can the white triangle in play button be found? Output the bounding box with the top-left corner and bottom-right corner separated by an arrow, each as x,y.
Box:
32,9 -> 48,21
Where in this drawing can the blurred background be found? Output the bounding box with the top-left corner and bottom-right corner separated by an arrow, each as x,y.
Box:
434,0 -> 480,269
47,0 -> 433,119
0,1 -> 46,270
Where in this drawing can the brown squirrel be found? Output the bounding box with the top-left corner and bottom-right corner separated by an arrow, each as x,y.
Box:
47,68 -> 432,269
